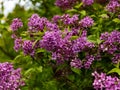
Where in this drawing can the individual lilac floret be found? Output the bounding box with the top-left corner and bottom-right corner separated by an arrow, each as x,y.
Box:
22,40 -> 35,56
10,18 -> 23,31
14,38 -> 23,52
92,71 -> 120,90
0,62 -> 25,90
79,16 -> 94,28
84,55 -> 95,69
82,0 -> 94,6
70,58 -> 82,69
106,0 -> 120,13
28,14 -> 48,32
55,0 -> 77,9
40,31 -> 62,52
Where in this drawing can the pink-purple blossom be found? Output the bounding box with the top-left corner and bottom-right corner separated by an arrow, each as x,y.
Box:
0,62 -> 24,90
92,71 -> 120,90
10,18 -> 23,31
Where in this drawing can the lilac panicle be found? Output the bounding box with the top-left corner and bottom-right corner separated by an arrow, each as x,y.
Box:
82,0 -> 94,6
55,0 -> 77,9
46,22 -> 59,31
92,71 -> 120,90
14,38 -> 22,52
100,30 -> 120,55
0,62 -> 24,90
10,18 -> 23,31
79,16 -> 94,28
40,31 -> 62,52
72,31 -> 94,53
84,55 -> 95,69
50,30 -> 76,62
112,53 -> 120,64
100,32 -> 109,41
70,58 -> 82,69
61,14 -> 79,25
106,0 -> 120,13
22,40 -> 35,56
52,15 -> 61,23
28,14 -> 48,32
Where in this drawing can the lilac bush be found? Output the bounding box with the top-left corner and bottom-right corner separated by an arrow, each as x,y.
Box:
9,0 -> 120,89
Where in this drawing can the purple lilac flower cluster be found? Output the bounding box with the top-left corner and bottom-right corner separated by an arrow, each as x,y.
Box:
0,62 -> 24,90
52,14 -> 94,34
82,0 -> 94,6
79,16 -> 94,28
55,0 -> 94,9
10,18 -> 23,31
61,14 -> 79,25
40,31 -> 62,52
28,14 -> 60,32
13,38 -> 35,56
92,71 -> 120,90
55,0 -> 77,9
40,29 -> 76,63
70,58 -> 82,69
72,34 -> 94,53
100,30 -> 120,63
22,40 -> 35,56
40,28 -> 95,68
106,0 -> 120,12
46,22 -> 59,31
28,14 -> 48,32
84,55 -> 95,69
14,38 -> 22,52
70,54 -> 95,69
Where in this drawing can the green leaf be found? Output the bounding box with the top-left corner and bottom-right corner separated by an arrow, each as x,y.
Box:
36,66 -> 43,73
43,80 -> 58,90
100,14 -> 109,19
24,68 -> 35,76
71,67 -> 81,75
79,10 -> 86,16
108,68 -> 120,75
87,35 -> 96,43
66,9 -> 78,13
75,2 -> 83,9
87,35 -> 101,44
97,39 -> 102,44
70,36 -> 79,40
67,75 -> 75,81
36,48 -> 46,53
112,18 -> 120,23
